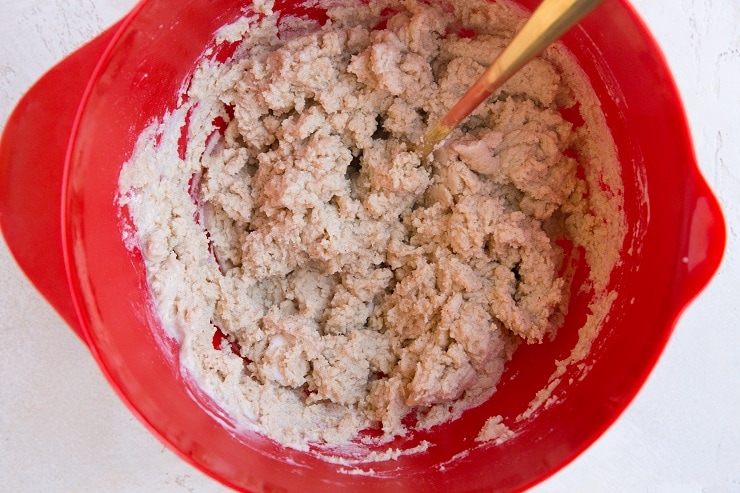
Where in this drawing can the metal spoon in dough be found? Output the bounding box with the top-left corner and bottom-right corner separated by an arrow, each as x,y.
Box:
417,0 -> 604,157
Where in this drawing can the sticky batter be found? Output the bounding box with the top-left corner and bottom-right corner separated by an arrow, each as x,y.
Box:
119,0 -> 624,452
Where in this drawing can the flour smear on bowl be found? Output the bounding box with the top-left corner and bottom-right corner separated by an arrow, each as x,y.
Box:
118,0 -> 625,456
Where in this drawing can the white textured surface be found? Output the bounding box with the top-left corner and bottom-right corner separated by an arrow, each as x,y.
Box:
0,0 -> 738,491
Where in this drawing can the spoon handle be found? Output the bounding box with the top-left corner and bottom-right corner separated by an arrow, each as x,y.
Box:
419,0 -> 604,156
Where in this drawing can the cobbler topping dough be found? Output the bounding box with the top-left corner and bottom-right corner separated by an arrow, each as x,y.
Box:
119,0 -> 624,452
476,415 -> 515,444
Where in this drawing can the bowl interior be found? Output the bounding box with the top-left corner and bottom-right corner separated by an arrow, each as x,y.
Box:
62,0 -> 725,491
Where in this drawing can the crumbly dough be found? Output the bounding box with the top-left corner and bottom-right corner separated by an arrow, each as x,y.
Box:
475,415 -> 514,444
119,0 -> 624,453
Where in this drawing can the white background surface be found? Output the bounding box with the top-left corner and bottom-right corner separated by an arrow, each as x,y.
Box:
1,0 -> 738,491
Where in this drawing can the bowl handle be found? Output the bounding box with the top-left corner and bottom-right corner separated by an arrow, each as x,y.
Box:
0,21 -> 123,343
677,177 -> 727,309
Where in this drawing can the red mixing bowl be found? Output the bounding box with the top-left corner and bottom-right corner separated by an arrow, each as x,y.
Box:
0,0 -> 726,491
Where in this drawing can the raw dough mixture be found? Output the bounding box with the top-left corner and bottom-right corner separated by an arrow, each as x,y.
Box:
119,0 -> 624,452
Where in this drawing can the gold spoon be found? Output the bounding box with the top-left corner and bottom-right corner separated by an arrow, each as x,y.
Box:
418,0 -> 604,157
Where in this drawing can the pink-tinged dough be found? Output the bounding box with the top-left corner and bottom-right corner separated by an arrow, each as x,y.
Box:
119,0 -> 624,453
